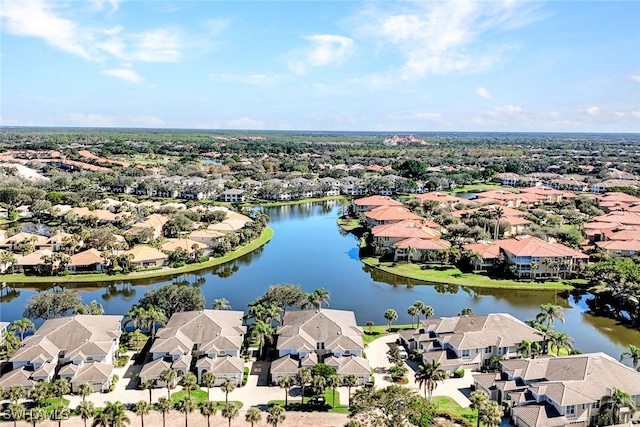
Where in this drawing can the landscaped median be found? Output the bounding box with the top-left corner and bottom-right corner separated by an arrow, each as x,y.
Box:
2,227 -> 274,284
361,257 -> 584,290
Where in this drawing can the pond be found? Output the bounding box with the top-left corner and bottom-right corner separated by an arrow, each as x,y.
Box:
2,201 -> 638,361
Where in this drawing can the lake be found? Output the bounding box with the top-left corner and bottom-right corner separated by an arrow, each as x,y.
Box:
2,201 -> 639,361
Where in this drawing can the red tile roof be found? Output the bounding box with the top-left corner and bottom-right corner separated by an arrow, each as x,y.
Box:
372,219 -> 441,239
353,195 -> 403,207
364,206 -> 423,222
496,236 -> 588,259
395,237 -> 451,250
464,242 -> 501,259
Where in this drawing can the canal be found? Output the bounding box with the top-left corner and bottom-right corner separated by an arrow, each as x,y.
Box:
1,201 -> 638,360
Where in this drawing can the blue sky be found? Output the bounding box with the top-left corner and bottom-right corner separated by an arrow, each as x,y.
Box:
1,0 -> 639,132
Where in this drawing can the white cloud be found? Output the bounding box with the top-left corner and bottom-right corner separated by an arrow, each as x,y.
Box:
581,106 -> 600,116
102,68 -> 143,83
476,87 -> 492,99
290,34 -> 355,74
356,1 -> 542,78
60,113 -> 116,127
127,115 -> 166,127
630,75 -> 640,83
127,29 -> 181,62
0,0 -> 94,60
210,73 -> 286,85
487,104 -> 523,117
351,73 -> 394,89
227,117 -> 265,129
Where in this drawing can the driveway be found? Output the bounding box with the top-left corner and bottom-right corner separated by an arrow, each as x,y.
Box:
366,334 -> 472,407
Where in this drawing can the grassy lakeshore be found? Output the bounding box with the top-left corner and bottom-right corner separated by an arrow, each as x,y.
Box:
361,257 -> 583,290
2,227 -> 274,284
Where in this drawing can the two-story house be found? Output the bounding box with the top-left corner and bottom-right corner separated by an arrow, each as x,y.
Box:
399,313 -> 543,373
140,310 -> 246,387
271,309 -> 370,385
474,353 -> 640,427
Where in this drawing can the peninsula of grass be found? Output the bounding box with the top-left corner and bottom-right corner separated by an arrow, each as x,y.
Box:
2,227 -> 273,284
450,183 -> 507,193
337,218 -> 362,232
431,396 -> 477,426
362,257 -> 583,290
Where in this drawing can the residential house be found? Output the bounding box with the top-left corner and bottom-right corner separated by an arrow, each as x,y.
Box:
595,240 -> 640,257
142,310 -> 246,386
124,246 -> 168,269
129,214 -> 170,239
364,206 -> 423,227
371,219 -> 442,255
399,313 -> 543,373
272,309 -> 370,385
463,242 -> 501,271
474,353 -> 640,427
219,189 -> 246,203
393,237 -> 451,263
352,195 -> 403,214
591,179 -> 639,193
67,248 -> 107,272
189,229 -> 225,248
414,192 -> 476,210
0,232 -> 47,253
36,232 -> 75,252
161,238 -> 208,255
13,250 -> 53,274
496,236 -> 588,279
5,315 -> 122,393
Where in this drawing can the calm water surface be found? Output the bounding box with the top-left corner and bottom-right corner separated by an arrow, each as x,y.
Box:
1,201 -> 638,360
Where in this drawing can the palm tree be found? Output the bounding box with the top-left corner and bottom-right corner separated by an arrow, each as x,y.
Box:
52,378 -> 70,399
160,368 -> 177,399
7,402 -> 25,427
517,340 -> 533,358
76,401 -> 95,427
365,321 -> 374,334
30,381 -> 50,406
415,358 -> 447,402
479,400 -> 503,427
6,384 -> 25,403
212,298 -> 232,310
220,377 -> 236,403
251,319 -> 275,360
177,396 -> 197,427
493,207 -> 504,240
459,308 -> 474,316
328,374 -> 341,408
26,406 -> 46,427
420,304 -> 434,322
11,318 -> 35,341
548,331 -> 574,356
536,303 -> 565,327
278,374 -> 294,407
600,388 -> 637,425
296,367 -> 312,404
221,402 -> 240,427
413,300 -> 426,323
407,305 -> 420,329
140,378 -> 155,404
267,404 -> 286,427
201,371 -> 217,400
469,391 -> 489,427
156,397 -> 174,427
620,344 -> 640,370
133,400 -> 151,427
181,372 -> 198,397
145,305 -> 167,339
383,308 -> 398,332
93,401 -> 130,427
198,401 -> 217,427
343,374 -> 358,407
307,288 -> 330,310
245,407 -> 263,426
77,382 -> 93,402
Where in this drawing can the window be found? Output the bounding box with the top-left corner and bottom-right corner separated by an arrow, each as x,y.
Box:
591,401 -> 600,409
566,405 -> 575,416
461,349 -> 470,358
485,347 -> 492,354
317,342 -> 325,350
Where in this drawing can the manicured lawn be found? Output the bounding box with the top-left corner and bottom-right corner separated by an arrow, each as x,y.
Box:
43,397 -> 70,416
337,218 -> 362,232
2,227 -> 273,284
361,257 -> 583,290
361,324 -> 414,346
170,389 -> 208,403
451,184 -> 512,193
432,396 -> 477,426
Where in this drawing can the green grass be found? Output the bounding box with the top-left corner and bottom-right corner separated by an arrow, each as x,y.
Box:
2,226 -> 273,284
360,324 -> 414,346
337,218 -> 362,232
43,397 -> 70,416
268,390 -> 349,413
170,389 -> 208,403
451,184 -> 513,193
361,257 -> 583,290
432,396 -> 477,425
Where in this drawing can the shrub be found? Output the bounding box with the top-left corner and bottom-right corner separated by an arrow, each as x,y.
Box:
108,374 -> 120,392
453,369 -> 465,378
242,367 -> 249,386
435,411 -> 473,427
114,355 -> 129,367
